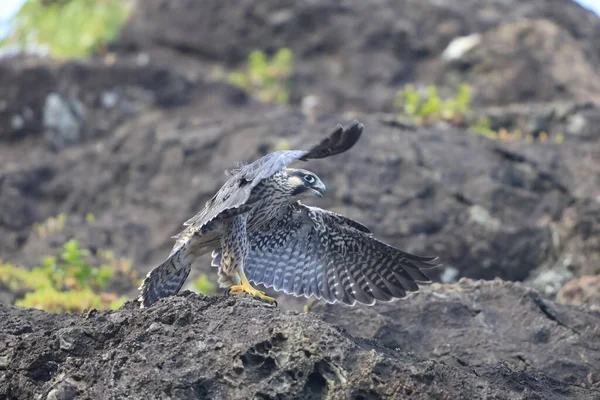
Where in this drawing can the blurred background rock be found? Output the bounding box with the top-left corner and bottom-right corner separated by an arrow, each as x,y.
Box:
3,1 -> 600,397
1,0 -> 600,315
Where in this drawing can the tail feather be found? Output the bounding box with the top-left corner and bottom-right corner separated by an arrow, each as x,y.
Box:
138,249 -> 193,308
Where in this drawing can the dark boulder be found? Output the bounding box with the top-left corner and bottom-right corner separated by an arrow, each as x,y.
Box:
313,279 -> 600,388
1,287 -> 599,399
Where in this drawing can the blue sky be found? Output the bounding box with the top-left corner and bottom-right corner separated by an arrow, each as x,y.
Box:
0,0 -> 25,20
0,0 -> 25,38
577,0 -> 600,14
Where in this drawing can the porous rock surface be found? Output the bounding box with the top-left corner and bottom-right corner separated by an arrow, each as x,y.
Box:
1,281 -> 600,399
314,279 -> 600,388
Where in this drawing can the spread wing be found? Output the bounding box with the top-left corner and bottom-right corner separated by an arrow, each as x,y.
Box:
212,203 -> 438,306
181,120 -> 364,232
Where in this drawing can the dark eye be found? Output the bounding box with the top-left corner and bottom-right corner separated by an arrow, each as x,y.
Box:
303,174 -> 315,183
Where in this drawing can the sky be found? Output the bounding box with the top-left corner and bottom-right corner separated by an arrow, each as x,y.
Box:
577,0 -> 600,14
0,0 -> 599,35
0,0 -> 25,20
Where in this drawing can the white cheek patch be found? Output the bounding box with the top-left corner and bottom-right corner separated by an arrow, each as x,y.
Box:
289,175 -> 303,187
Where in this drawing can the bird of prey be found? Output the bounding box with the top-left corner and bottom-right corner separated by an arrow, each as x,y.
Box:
138,121 -> 437,307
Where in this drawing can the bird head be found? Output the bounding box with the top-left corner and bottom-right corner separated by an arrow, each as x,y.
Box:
284,168 -> 326,199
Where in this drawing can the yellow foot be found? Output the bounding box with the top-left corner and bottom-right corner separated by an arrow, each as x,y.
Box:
226,284 -> 277,304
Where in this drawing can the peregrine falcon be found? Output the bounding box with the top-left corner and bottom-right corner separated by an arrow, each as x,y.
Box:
139,121 -> 437,307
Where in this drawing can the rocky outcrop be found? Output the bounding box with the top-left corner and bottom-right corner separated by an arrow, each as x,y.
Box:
1,283 -> 599,399
0,56 -> 249,265
0,89 -> 581,287
2,2 -> 600,298
558,275 -> 600,310
0,56 -> 199,146
314,279 -> 600,387
113,0 -> 600,112
443,19 -> 600,106
3,54 -> 600,298
2,0 -> 600,398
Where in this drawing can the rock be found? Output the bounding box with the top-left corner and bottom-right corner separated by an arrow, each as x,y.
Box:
0,55 -> 197,146
3,2 -> 600,396
1,289 -> 599,399
314,279 -> 600,388
0,56 -> 249,265
0,0 -> 599,300
478,101 -> 600,143
452,19 -> 600,106
0,57 -> 59,142
43,93 -> 86,150
441,33 -> 482,61
112,0 -> 600,112
557,275 -> 600,310
526,265 -> 575,299
1,107 -> 576,288
552,199 -> 600,278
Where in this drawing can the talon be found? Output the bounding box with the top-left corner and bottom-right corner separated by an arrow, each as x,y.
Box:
226,271 -> 276,304
227,283 -> 276,304
254,291 -> 277,306
224,288 -> 232,297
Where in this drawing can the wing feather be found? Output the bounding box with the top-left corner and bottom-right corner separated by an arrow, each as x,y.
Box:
180,121 -> 364,237
140,121 -> 364,307
243,202 -> 438,306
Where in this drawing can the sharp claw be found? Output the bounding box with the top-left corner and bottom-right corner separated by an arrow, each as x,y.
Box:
224,288 -> 232,297
273,300 -> 278,308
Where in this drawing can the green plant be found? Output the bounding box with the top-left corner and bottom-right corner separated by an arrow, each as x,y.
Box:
419,85 -> 444,120
396,84 -> 564,145
33,213 -> 67,238
471,118 -> 564,144
193,274 -> 216,295
398,84 -> 421,116
1,0 -> 131,57
472,116 -> 496,139
444,84 -> 472,121
1,239 -> 137,313
395,83 -> 473,124
228,48 -> 294,105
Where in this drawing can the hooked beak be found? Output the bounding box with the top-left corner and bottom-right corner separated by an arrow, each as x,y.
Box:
309,182 -> 326,197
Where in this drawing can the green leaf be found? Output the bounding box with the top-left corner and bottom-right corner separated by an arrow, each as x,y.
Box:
227,48 -> 293,105
2,0 -> 131,57
193,274 -> 216,295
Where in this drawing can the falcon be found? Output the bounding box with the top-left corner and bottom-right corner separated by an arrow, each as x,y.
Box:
138,121 -> 437,307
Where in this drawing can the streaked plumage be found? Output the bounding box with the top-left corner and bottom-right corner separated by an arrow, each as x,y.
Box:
138,120 -> 438,308
211,203 -> 435,305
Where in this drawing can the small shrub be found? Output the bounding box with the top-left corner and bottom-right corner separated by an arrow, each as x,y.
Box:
419,86 -> 444,121
17,287 -> 105,314
34,213 -> 67,238
395,83 -> 473,124
228,48 -> 293,105
85,213 -> 96,224
193,274 -> 216,295
0,239 -> 137,313
397,84 -> 565,144
472,116 -> 496,139
1,0 -> 131,57
444,84 -> 472,121
472,117 -> 564,144
0,262 -> 53,292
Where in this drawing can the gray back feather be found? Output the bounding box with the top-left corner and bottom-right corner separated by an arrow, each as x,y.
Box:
182,121 -> 363,231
